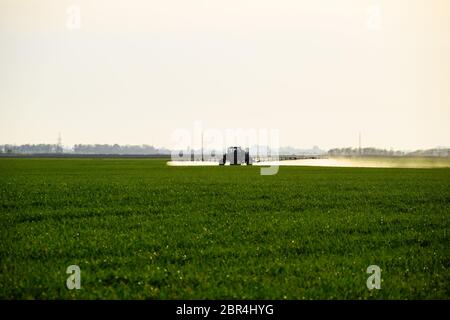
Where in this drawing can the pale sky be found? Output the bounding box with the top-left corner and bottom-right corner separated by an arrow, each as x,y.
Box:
0,0 -> 449,150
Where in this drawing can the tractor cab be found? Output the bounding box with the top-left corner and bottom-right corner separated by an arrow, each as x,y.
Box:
219,146 -> 252,166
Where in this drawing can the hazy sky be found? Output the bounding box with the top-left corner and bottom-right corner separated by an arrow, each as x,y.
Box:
1,0 -> 449,150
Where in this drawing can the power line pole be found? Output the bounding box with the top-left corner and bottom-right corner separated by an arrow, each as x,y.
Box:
201,131 -> 204,162
358,132 -> 361,155
57,132 -> 62,153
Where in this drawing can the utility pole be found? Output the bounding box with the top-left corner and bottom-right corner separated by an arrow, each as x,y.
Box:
358,132 -> 361,155
201,131 -> 204,162
57,132 -> 62,153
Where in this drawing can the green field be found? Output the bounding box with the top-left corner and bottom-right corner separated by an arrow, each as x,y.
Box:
0,158 -> 449,299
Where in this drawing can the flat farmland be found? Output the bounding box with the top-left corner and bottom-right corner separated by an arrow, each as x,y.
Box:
0,158 -> 449,299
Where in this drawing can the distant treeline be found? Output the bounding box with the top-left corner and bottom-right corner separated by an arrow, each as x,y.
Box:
0,144 -> 170,155
72,144 -> 170,155
328,147 -> 449,157
0,144 -> 63,154
1,144 -> 449,157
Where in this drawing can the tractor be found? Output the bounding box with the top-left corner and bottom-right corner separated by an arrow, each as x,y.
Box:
219,147 -> 252,165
